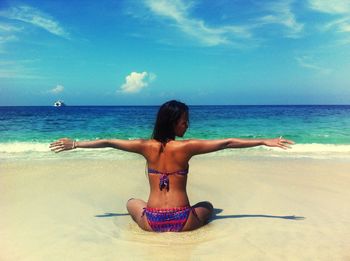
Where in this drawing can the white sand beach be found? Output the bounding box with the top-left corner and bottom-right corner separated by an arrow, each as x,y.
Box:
1,156 -> 350,260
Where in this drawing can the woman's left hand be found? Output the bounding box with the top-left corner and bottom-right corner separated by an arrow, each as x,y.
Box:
264,137 -> 295,150
50,138 -> 75,153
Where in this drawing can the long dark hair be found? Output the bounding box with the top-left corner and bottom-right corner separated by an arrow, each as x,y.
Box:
152,100 -> 189,144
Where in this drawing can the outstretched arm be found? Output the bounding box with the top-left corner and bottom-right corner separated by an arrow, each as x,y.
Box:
185,137 -> 294,156
50,138 -> 146,154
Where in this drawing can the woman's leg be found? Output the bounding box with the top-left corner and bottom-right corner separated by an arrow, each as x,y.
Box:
126,198 -> 152,231
182,201 -> 214,231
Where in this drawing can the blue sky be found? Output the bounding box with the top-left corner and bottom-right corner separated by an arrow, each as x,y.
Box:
0,0 -> 349,105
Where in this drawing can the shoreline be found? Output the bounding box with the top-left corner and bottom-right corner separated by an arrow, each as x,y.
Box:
2,142 -> 350,162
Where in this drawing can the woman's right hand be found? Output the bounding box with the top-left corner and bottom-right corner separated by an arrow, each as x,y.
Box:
263,137 -> 295,150
50,138 -> 76,153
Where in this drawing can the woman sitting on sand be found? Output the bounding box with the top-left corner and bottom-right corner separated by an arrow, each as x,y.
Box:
50,100 -> 294,232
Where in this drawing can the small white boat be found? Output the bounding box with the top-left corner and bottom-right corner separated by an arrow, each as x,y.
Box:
54,100 -> 66,107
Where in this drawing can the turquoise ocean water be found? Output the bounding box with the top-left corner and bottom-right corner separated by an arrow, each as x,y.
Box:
1,105 -> 350,160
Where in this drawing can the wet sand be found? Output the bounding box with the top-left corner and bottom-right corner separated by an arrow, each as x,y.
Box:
1,156 -> 350,260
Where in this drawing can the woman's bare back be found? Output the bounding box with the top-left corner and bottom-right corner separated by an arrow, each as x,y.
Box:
143,140 -> 191,208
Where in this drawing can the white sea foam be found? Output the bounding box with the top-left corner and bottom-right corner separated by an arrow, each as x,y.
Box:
197,143 -> 350,160
0,142 -> 51,153
266,143 -> 350,153
1,142 -> 350,160
0,142 -> 130,161
259,143 -> 350,159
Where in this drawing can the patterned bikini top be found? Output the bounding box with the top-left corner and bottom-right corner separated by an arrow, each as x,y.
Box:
148,168 -> 189,191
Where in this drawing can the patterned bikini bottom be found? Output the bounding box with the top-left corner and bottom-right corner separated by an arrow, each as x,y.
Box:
142,206 -> 197,232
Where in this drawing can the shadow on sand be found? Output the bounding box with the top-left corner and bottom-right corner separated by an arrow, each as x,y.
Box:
95,208 -> 305,221
95,213 -> 129,217
209,208 -> 305,222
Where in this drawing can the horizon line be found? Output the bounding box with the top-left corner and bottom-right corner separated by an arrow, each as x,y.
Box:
1,104 -> 350,107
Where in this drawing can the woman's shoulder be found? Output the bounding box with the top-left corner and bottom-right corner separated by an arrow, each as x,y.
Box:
174,139 -> 203,145
144,139 -> 203,149
168,139 -> 201,150
145,139 -> 191,149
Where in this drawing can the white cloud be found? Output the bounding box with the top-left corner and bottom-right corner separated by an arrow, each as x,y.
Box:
0,59 -> 44,79
0,69 -> 42,79
256,0 -> 304,38
119,72 -> 156,93
50,84 -> 64,94
309,0 -> 350,44
296,56 -> 331,74
309,0 -> 350,14
0,23 -> 21,53
138,0 -> 306,46
324,17 -> 350,33
143,0 -> 251,46
0,5 -> 69,39
0,35 -> 18,44
0,22 -> 23,32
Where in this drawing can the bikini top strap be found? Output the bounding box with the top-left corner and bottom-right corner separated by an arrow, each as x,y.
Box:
147,168 -> 189,176
147,168 -> 189,191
